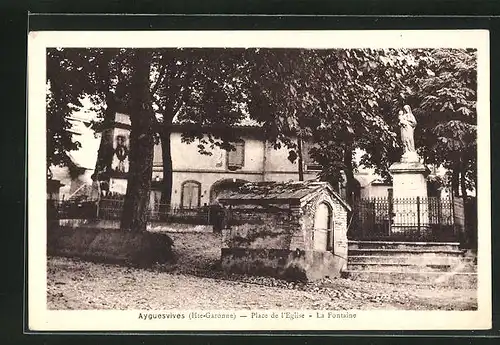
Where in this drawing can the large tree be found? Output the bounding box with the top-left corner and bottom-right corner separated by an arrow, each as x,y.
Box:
46,49 -> 92,170
47,48 -> 160,232
151,48 -> 253,206
403,49 -> 477,197
48,47 -> 477,231
242,48 -> 416,204
47,48 -> 250,230
86,49 -> 134,189
119,49 -> 157,232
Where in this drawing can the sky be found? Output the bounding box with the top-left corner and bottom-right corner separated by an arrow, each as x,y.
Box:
65,97 -> 101,170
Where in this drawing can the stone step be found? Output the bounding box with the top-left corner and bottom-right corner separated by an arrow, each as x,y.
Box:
348,255 -> 476,266
348,240 -> 460,251
341,270 -> 477,288
347,262 -> 452,272
347,262 -> 477,273
348,248 -> 464,257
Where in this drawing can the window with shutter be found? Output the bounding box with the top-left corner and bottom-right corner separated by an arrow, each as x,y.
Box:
181,181 -> 201,209
227,141 -> 245,171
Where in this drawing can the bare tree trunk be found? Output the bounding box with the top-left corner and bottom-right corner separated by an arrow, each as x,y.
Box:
92,97 -> 116,186
451,163 -> 460,197
92,50 -> 116,195
297,137 -> 304,181
459,154 -> 469,246
160,126 -> 173,208
459,156 -> 468,199
343,148 -> 355,207
120,50 -> 155,232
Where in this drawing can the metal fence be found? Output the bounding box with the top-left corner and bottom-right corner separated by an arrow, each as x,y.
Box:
349,196 -> 458,242
50,198 -> 212,225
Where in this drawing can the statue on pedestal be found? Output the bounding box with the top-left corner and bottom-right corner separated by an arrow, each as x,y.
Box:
398,105 -> 419,163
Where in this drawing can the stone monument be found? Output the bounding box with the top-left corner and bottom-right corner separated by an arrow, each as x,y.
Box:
389,105 -> 429,229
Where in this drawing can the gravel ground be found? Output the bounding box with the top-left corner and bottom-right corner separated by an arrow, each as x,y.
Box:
47,232 -> 477,311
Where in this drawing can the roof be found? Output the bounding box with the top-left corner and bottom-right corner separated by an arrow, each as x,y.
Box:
107,111 -> 264,130
172,113 -> 263,128
218,180 -> 351,210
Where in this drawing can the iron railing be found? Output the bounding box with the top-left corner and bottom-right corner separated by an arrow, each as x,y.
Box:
349,196 -> 458,242
50,198 -> 211,225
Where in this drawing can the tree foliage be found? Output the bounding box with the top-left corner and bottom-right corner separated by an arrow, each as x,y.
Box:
46,49 -> 88,169
243,48 -> 419,201
47,48 -> 159,231
47,47 -> 477,230
150,48 -> 252,204
239,48 -> 477,198
400,49 -> 477,194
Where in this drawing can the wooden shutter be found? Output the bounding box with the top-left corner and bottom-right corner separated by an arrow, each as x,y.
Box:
182,181 -> 200,209
227,141 -> 245,170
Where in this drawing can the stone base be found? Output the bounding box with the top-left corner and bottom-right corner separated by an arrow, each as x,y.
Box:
400,151 -> 420,163
389,161 -> 430,226
389,161 -> 428,175
389,161 -> 429,199
342,270 -> 477,288
221,248 -> 346,282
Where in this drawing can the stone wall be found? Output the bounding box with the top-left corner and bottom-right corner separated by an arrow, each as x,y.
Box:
299,190 -> 348,260
332,201 -> 348,269
221,248 -> 346,282
221,204 -> 301,250
58,219 -> 213,233
220,189 -> 350,281
47,226 -> 174,266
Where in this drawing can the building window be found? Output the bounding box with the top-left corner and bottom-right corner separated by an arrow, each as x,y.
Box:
302,141 -> 322,171
181,180 -> 201,209
227,140 -> 245,171
314,202 -> 334,251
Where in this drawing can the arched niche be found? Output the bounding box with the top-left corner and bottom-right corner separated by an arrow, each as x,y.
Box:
313,201 -> 334,251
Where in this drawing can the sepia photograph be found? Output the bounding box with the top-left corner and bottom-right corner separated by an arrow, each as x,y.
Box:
28,30 -> 491,331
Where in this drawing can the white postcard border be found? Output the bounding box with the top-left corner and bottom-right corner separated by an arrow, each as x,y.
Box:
28,29 -> 491,331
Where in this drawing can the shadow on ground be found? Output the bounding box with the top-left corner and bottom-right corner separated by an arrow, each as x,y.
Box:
158,231 -> 222,273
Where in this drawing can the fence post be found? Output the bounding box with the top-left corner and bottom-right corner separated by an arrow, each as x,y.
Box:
417,196 -> 421,233
388,189 -> 393,235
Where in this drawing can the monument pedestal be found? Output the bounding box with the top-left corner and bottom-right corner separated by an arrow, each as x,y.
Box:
389,161 -> 430,232
389,161 -> 429,199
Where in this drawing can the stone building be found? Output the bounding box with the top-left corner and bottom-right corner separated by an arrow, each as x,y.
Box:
51,111 -> 445,210
92,112 -> 333,208
217,180 -> 350,281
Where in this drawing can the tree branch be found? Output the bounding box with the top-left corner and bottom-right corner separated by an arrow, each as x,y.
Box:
149,110 -> 161,134
150,58 -> 168,97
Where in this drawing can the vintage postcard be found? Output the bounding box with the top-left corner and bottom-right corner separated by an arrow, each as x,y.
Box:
28,29 -> 491,331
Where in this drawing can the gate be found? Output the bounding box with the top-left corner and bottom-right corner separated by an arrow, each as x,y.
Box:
350,196 -> 459,242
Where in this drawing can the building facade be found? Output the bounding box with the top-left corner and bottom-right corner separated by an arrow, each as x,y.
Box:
52,111 -> 414,208
102,112 -> 325,209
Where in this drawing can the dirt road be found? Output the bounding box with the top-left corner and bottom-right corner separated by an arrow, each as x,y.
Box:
47,231 -> 477,310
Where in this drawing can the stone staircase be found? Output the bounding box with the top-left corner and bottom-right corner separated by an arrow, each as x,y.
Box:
342,240 -> 477,288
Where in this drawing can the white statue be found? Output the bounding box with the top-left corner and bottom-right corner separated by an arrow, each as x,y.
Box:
398,105 -> 418,162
